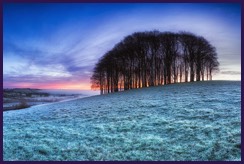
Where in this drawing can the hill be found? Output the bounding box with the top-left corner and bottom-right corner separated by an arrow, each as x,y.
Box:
3,81 -> 241,161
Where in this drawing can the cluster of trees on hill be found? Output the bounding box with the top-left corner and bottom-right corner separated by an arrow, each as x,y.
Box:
91,31 -> 219,94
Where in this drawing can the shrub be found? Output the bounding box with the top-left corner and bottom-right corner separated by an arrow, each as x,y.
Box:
14,99 -> 30,109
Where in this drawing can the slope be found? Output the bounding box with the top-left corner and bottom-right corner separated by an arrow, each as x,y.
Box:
3,81 -> 241,161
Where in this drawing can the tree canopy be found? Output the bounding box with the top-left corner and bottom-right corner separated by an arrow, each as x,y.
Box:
91,31 -> 219,94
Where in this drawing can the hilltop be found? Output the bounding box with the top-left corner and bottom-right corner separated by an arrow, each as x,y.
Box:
3,81 -> 241,161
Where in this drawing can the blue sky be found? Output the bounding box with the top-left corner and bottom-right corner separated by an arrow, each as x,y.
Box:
3,3 -> 241,89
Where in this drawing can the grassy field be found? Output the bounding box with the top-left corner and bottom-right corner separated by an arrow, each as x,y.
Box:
3,81 -> 241,161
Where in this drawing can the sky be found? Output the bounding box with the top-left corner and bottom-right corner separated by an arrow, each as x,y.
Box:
3,3 -> 241,90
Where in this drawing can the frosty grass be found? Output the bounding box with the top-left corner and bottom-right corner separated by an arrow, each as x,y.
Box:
3,81 -> 241,161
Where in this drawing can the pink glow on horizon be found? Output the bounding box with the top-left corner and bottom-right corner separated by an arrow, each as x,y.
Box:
4,82 -> 91,90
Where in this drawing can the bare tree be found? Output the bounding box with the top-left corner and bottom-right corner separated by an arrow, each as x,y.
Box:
91,31 -> 219,94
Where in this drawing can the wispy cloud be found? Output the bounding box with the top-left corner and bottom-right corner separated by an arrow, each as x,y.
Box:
3,3 -> 241,88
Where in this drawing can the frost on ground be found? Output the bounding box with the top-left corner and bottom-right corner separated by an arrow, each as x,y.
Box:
3,81 -> 241,161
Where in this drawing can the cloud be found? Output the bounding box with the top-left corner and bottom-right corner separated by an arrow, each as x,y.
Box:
220,71 -> 241,75
3,3 -> 241,88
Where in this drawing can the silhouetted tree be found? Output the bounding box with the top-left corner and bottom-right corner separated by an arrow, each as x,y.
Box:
91,31 -> 219,94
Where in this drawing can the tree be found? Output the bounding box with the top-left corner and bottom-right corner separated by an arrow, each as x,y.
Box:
91,31 -> 219,94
